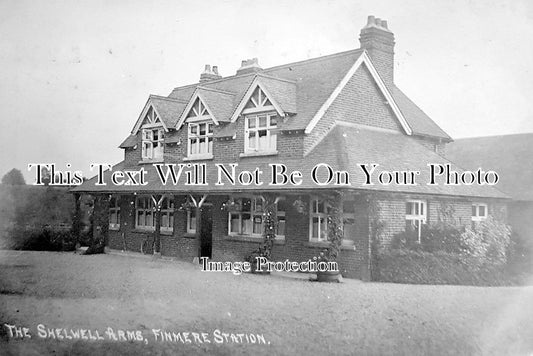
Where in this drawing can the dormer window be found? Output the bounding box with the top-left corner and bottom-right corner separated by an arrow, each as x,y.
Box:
141,128 -> 164,160
140,106 -> 164,161
185,97 -> 214,159
245,114 -> 277,153
188,122 -> 213,157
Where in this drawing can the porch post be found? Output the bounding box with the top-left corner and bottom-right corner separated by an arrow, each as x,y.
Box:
72,193 -> 81,248
87,194 -> 109,254
195,206 -> 201,258
152,194 -> 163,256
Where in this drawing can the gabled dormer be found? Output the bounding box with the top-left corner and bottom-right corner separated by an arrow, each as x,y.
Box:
120,95 -> 186,166
184,97 -> 214,159
231,77 -> 296,157
139,105 -> 165,162
176,88 -> 234,160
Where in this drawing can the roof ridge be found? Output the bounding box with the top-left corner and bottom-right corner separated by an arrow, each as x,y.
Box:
196,86 -> 236,96
255,72 -> 297,84
171,48 -> 363,92
453,132 -> 533,140
149,94 -> 188,104
263,48 -> 363,72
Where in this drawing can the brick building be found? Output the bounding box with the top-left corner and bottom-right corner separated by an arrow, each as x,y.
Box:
73,16 -> 507,279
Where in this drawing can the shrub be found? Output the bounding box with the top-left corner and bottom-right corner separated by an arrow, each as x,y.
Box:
7,227 -> 76,251
391,223 -> 466,254
460,216 -> 511,266
376,248 -> 514,286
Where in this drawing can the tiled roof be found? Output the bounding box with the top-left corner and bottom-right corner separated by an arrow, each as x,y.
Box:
447,133 -> 533,201
150,95 -> 187,128
255,74 -> 297,114
119,134 -> 137,148
391,86 -> 451,141
75,124 -> 506,199
197,88 -> 235,123
164,49 -> 450,140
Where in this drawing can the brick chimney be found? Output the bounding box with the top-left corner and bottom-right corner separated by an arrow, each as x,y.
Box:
359,15 -> 395,88
236,58 -> 262,76
199,64 -> 222,83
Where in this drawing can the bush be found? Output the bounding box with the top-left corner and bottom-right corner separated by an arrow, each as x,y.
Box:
391,224 -> 467,254
382,216 -> 515,285
7,227 -> 77,252
461,216 -> 511,266
376,248 -> 515,286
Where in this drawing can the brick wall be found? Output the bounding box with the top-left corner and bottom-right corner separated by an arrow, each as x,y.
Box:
304,64 -> 401,154
103,191 -> 507,280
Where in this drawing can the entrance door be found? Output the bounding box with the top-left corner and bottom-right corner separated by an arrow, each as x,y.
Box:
199,205 -> 213,259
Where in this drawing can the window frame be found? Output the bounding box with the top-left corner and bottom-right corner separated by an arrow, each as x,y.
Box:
109,196 -> 121,230
471,203 -> 488,222
405,200 -> 427,242
135,195 -> 174,232
187,121 -> 214,159
227,195 -> 285,239
244,112 -> 278,154
141,127 -> 164,161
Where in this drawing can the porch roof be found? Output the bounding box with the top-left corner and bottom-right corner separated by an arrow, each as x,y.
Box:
73,125 -> 508,199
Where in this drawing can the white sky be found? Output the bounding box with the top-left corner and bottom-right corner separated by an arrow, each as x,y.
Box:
1,0 -> 532,182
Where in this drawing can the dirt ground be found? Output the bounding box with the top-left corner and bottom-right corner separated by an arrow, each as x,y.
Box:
0,250 -> 532,355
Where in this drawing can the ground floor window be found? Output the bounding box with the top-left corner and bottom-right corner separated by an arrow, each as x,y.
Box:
135,195 -> 174,231
471,203 -> 488,222
310,197 -> 356,244
405,200 -> 427,242
228,196 -> 285,238
109,196 -> 120,230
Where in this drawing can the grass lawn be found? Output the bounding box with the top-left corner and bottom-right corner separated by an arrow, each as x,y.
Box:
0,250 -> 532,355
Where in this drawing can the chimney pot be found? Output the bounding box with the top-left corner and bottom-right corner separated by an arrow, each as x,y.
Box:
382,20 -> 388,29
236,57 -> 262,75
212,65 -> 219,75
375,18 -> 382,27
367,15 -> 375,26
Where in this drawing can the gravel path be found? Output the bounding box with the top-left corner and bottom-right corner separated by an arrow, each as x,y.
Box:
0,250 -> 532,355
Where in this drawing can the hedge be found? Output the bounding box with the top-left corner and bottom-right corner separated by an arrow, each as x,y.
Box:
375,249 -> 516,286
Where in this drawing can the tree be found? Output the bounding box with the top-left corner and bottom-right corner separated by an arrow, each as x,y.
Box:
2,168 -> 26,185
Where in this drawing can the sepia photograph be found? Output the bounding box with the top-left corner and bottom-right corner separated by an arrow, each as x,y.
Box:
1,0 -> 532,355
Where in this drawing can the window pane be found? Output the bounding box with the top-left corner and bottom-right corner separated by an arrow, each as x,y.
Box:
479,205 -> 486,217
320,218 -> 327,241
253,215 -> 262,234
312,217 -> 319,238
277,216 -> 285,236
241,213 -> 251,234
248,118 -> 256,129
248,131 -> 256,149
208,137 -> 213,153
162,214 -> 168,228
199,123 -> 206,135
270,115 -> 277,126
472,205 -> 477,216
277,199 -> 286,212
230,214 -> 240,233
259,116 -> 267,127
343,218 -> 356,241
